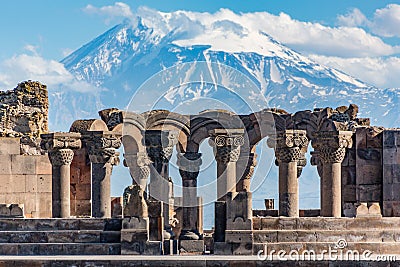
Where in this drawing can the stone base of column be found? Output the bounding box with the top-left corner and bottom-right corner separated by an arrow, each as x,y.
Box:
179,240 -> 204,255
120,217 -> 149,255
179,229 -> 201,240
147,200 -> 164,241
214,201 -> 226,243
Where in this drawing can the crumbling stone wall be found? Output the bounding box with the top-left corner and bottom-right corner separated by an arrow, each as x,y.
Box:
0,81 -> 51,218
0,81 -> 48,155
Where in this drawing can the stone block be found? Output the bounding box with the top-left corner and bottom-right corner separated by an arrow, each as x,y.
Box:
343,203 -> 356,217
277,230 -> 298,242
0,204 -> 10,217
37,192 -> 51,218
260,217 -> 280,230
342,185 -> 356,202
10,175 -> 26,193
121,240 -> 146,255
383,148 -> 400,164
383,164 -> 400,184
25,174 -> 37,193
225,230 -> 253,243
0,175 -> 11,193
75,184 -> 91,199
297,231 -> 317,242
122,217 -> 148,230
231,242 -> 253,255
10,204 -> 24,217
253,231 -> 278,243
147,200 -> 163,217
0,138 -> 20,155
74,231 -> 100,243
356,203 -> 369,217
143,241 -> 162,255
0,244 -> 17,255
383,129 -> 400,148
11,155 -> 36,175
36,156 -> 52,175
341,167 -> 356,185
358,184 -> 381,202
213,242 -> 232,255
100,231 -> 121,243
37,174 -> 52,193
164,239 -> 178,255
252,217 -> 261,230
0,156 -> 12,175
358,164 -> 382,185
47,231 -> 75,243
121,231 -> 148,243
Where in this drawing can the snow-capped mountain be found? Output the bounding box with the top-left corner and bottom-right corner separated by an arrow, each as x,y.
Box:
59,11 -> 398,129
53,9 -> 398,227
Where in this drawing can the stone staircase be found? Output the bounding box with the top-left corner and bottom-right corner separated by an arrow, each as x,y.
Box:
252,217 -> 400,256
0,218 -> 122,255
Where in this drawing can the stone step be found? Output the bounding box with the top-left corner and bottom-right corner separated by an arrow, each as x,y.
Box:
253,229 -> 400,243
253,217 -> 400,231
0,218 -> 122,231
253,241 -> 400,256
0,243 -> 121,255
0,230 -> 121,244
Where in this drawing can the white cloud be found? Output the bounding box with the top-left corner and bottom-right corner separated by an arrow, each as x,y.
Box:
338,4 -> 400,38
309,54 -> 400,88
135,7 -> 399,58
371,4 -> 400,37
0,52 -> 101,93
83,2 -> 134,24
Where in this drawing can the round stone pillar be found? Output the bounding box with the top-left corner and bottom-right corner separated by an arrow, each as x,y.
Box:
83,131 -> 122,218
268,130 -> 309,217
312,131 -> 353,217
40,133 -> 82,218
177,152 -> 202,240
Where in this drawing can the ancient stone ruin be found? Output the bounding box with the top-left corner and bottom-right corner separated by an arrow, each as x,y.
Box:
0,81 -> 399,259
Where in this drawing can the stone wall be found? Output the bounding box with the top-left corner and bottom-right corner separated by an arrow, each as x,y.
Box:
0,137 -> 52,218
383,130 -> 400,216
70,148 -> 91,217
0,81 -> 48,155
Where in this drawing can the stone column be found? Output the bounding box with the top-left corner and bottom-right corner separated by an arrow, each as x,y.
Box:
144,130 -> 178,240
123,152 -> 152,218
312,131 -> 353,217
268,130 -> 309,217
209,129 -> 244,201
177,152 -> 202,240
82,131 -> 122,218
236,151 -> 257,192
40,133 -> 82,218
209,129 -> 244,243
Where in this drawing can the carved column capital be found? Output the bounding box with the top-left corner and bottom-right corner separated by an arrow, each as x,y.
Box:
124,152 -> 152,182
209,129 -> 245,164
177,152 -> 202,181
40,132 -> 82,166
82,131 -> 122,165
267,130 -> 309,163
144,130 -> 178,164
312,131 -> 353,163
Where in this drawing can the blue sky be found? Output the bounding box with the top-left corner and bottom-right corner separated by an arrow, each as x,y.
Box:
1,1 -> 399,59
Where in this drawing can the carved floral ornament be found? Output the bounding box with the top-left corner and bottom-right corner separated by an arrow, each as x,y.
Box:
266,130 -> 309,163
311,131 -> 353,163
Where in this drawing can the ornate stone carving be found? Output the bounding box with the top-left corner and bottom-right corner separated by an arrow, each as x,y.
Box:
124,152 -> 152,184
82,131 -> 122,164
48,149 -> 74,166
209,130 -> 244,164
40,132 -> 82,166
144,130 -> 178,164
267,130 -> 309,163
312,131 -> 353,163
177,152 -> 202,180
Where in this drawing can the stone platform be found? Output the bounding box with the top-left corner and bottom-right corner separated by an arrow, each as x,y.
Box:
0,218 -> 122,255
0,255 -> 398,266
